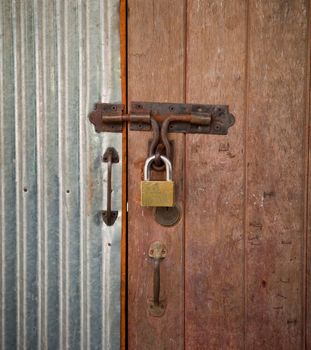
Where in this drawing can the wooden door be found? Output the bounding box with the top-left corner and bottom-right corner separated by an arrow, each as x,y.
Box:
126,1 -> 310,349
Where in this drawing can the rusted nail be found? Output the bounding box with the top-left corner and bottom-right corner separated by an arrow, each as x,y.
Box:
276,293 -> 287,299
281,240 -> 292,245
280,278 -> 290,283
263,191 -> 275,198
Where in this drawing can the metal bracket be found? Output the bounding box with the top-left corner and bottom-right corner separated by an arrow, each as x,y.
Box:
89,101 -> 235,135
89,103 -> 125,133
148,241 -> 167,259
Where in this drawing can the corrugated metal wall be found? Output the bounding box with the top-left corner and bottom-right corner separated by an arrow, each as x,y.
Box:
0,0 -> 122,349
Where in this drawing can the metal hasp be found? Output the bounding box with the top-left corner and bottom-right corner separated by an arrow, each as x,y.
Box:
102,147 -> 119,226
89,101 -> 235,135
148,241 -> 167,317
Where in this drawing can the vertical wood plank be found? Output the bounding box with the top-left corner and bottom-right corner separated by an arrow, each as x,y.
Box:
185,1 -> 247,348
246,1 -> 308,348
128,134 -> 184,349
307,0 -> 311,347
127,0 -> 185,103
127,0 -> 185,349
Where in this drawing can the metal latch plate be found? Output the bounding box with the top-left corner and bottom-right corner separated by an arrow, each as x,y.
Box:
89,101 -> 235,135
130,101 -> 235,134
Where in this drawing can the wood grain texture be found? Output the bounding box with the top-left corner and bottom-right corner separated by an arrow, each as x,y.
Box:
185,1 -> 247,348
246,1 -> 309,349
127,0 -> 185,348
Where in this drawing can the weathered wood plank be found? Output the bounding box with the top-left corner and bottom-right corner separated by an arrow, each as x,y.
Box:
185,1 -> 247,348
127,133 -> 184,349
307,1 -> 311,347
127,0 -> 185,348
246,1 -> 308,348
127,0 -> 186,103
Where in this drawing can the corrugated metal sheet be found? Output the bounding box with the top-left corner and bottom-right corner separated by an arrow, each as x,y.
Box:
0,0 -> 122,349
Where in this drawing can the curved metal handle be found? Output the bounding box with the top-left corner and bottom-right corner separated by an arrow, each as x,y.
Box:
153,258 -> 161,306
148,242 -> 167,317
102,147 -> 119,226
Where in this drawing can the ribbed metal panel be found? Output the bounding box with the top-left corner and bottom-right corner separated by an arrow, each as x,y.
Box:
0,0 -> 122,349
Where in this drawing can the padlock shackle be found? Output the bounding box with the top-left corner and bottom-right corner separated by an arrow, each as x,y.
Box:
144,155 -> 172,181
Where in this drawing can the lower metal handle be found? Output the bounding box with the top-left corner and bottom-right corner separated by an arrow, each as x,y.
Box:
148,242 -> 167,317
153,258 -> 160,306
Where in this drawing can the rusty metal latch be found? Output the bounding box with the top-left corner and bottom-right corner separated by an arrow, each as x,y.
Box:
89,101 -> 235,170
89,101 -> 235,135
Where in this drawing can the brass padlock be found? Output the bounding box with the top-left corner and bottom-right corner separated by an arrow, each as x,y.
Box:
141,155 -> 174,207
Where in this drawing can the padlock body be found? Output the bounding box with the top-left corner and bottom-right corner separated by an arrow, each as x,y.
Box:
141,180 -> 174,207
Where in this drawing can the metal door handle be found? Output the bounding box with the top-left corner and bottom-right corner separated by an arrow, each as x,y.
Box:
148,242 -> 167,317
102,147 -> 119,226
153,258 -> 161,306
